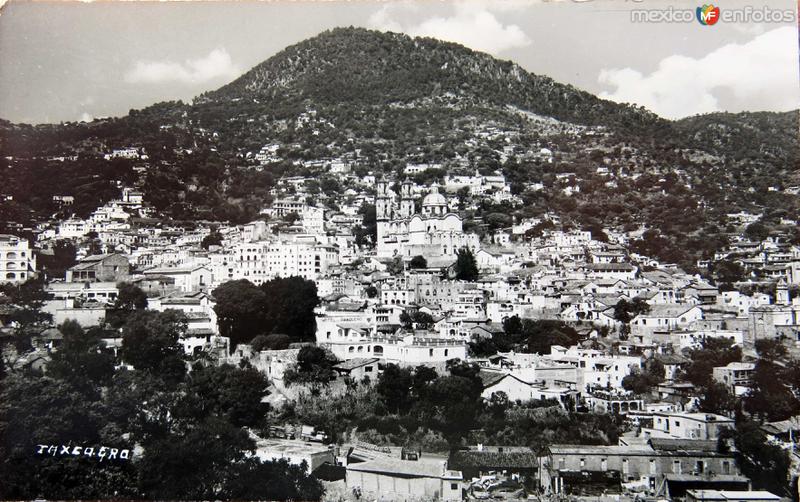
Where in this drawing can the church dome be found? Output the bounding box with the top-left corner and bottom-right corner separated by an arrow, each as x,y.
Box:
422,186 -> 447,208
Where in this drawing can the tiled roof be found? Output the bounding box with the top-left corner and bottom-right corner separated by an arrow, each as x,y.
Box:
450,449 -> 537,469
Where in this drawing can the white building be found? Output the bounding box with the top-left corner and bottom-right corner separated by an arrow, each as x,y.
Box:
376,180 -> 479,259
0,234 -> 36,283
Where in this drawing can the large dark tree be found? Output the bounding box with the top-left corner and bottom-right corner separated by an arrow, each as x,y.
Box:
179,363 -> 270,428
454,247 -> 479,281
212,279 -> 268,348
119,310 -> 187,385
260,277 -> 319,341
743,339 -> 799,421
721,420 -> 791,496
376,364 -> 414,413
106,282 -> 148,328
47,321 -> 115,394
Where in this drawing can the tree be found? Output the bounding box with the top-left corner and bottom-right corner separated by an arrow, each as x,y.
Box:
454,247 -> 479,281
376,364 -> 413,414
354,203 -> 377,248
284,346 -> 336,385
250,333 -> 291,352
37,239 -> 76,279
621,359 -> 664,395
711,259 -> 745,286
682,338 -> 742,387
47,321 -> 115,393
502,315 -> 522,336
115,282 -> 148,310
386,256 -> 404,275
399,311 -> 435,329
409,255 -> 427,269
744,340 -> 799,421
179,363 -> 270,428
107,281 -> 148,328
212,279 -> 268,348
698,382 -> 737,415
744,221 -> 770,242
120,310 -> 187,384
0,278 -> 53,352
722,420 -> 791,496
0,375 -> 136,499
260,277 -> 319,341
201,231 -> 223,249
523,319 -> 580,354
136,416 -> 255,499
612,297 -> 650,325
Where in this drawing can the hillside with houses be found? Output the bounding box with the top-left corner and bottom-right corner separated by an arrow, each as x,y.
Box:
1,26 -> 799,502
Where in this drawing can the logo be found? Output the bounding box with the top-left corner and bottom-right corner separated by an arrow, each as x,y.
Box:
697,4 -> 721,25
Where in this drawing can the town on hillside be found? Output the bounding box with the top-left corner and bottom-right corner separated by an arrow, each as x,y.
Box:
1,18 -> 799,502
2,160 -> 799,500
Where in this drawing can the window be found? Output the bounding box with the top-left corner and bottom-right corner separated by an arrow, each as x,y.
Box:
622,459 -> 629,473
580,458 -> 585,468
673,460 -> 681,474
722,461 -> 730,474
558,458 -> 565,469
364,366 -> 373,373
695,461 -> 704,474
450,483 -> 458,490
601,458 -> 607,470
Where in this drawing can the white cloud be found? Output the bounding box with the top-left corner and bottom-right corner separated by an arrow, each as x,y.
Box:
368,3 -> 532,55
598,26 -> 800,119
124,49 -> 241,85
79,112 -> 93,123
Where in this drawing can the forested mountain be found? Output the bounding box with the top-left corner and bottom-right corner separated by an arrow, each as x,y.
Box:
1,27 -> 798,267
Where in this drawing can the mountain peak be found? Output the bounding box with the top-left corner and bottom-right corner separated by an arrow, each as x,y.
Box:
202,26 -> 663,132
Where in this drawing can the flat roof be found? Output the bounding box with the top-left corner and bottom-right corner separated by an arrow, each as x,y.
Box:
686,491 -> 780,501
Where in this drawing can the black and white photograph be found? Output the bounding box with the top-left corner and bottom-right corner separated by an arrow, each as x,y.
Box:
0,0 -> 799,500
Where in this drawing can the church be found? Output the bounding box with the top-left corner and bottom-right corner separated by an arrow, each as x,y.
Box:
375,179 -> 479,260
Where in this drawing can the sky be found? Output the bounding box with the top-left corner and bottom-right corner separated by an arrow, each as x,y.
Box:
0,0 -> 798,124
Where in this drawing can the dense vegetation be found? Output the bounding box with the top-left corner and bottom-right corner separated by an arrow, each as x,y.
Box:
0,314 -> 323,500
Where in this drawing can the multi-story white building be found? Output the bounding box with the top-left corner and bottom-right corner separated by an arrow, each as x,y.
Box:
0,234 -> 36,283
228,239 -> 339,286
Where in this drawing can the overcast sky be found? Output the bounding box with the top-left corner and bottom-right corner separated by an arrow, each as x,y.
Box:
0,0 -> 798,124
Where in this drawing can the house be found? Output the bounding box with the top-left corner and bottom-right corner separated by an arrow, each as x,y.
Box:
630,305 -> 704,336
539,440 -> 745,496
253,436 -> 334,474
66,253 -> 130,283
654,353 -> 690,381
480,371 -> 534,402
449,445 -> 537,485
712,362 -> 755,396
470,322 -> 505,341
0,234 -> 36,283
346,456 -> 463,501
141,265 -> 212,293
333,357 -> 380,381
642,412 -> 735,440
